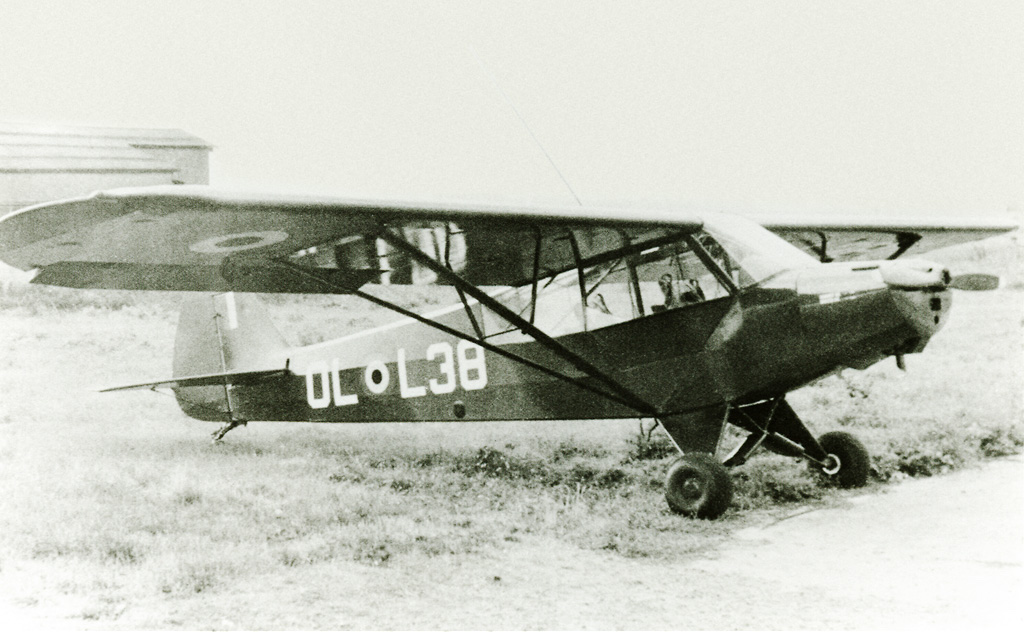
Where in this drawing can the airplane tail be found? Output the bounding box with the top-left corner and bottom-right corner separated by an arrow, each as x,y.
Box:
172,292 -> 290,421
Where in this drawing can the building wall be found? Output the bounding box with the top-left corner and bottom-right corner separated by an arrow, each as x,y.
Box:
131,145 -> 210,185
0,122 -> 211,213
0,122 -> 211,286
0,170 -> 176,217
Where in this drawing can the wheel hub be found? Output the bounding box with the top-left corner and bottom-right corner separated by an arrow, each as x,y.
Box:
822,453 -> 842,475
680,476 -> 704,501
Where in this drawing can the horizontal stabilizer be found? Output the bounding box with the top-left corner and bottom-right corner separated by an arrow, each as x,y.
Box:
100,368 -> 290,392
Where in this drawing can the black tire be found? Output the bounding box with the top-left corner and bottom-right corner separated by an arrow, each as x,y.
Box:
664,453 -> 733,519
814,431 -> 870,488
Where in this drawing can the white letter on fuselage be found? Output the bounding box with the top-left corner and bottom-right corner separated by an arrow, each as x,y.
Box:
305,361 -> 332,409
397,349 -> 426,398
330,358 -> 359,406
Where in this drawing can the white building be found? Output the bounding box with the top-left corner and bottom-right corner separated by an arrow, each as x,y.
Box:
0,122 -> 211,287
0,121 -> 211,217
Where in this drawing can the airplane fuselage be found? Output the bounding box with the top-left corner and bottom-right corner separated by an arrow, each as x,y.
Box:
177,261 -> 951,424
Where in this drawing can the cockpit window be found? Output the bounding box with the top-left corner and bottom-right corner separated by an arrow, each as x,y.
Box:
633,241 -> 730,315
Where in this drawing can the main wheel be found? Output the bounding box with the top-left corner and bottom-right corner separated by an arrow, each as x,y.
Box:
665,453 -> 733,519
813,431 -> 870,488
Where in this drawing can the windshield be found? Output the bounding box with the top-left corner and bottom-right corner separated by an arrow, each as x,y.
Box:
701,213 -> 817,285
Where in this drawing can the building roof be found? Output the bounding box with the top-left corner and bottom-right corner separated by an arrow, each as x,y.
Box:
0,122 -> 210,173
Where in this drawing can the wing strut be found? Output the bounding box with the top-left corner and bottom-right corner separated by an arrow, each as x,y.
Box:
814,231 -> 833,263
528,226 -> 543,324
442,227 -> 486,339
888,232 -> 922,260
566,231 -> 589,332
275,259 -> 657,415
376,226 -> 659,416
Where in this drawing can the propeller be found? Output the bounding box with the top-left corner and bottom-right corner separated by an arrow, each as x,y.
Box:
949,273 -> 1001,291
879,260 -> 1002,291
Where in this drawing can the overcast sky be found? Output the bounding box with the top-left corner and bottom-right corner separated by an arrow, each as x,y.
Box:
1,1 -> 1020,217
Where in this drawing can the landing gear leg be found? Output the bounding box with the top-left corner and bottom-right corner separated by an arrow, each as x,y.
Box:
211,418 -> 246,443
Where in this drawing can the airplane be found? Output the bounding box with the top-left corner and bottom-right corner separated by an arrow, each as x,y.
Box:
0,185 -> 1015,519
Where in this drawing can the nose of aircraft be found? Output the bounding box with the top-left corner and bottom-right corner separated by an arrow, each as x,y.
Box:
881,259 -> 953,345
878,259 -> 952,290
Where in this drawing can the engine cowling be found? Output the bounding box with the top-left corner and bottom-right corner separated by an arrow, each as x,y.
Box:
879,259 -> 951,290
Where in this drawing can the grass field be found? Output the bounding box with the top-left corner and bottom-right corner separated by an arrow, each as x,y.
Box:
0,236 -> 1020,629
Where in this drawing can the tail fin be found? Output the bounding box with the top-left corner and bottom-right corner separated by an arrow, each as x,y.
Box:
173,292 -> 287,376
172,292 -> 289,421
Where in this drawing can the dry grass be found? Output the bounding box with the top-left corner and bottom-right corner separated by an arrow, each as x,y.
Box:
0,236 -> 1020,628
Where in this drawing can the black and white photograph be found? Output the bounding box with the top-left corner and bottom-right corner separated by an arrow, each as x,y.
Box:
1,1 -> 1021,629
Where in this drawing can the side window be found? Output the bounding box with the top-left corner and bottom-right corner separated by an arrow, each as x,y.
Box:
500,259 -> 636,337
634,240 -> 729,315
582,259 -> 636,326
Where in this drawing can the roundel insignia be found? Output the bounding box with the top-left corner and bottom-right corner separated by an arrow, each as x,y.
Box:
190,231 -> 289,254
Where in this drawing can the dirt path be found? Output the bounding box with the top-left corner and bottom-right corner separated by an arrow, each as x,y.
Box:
399,456 -> 1024,630
685,455 -> 1024,629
